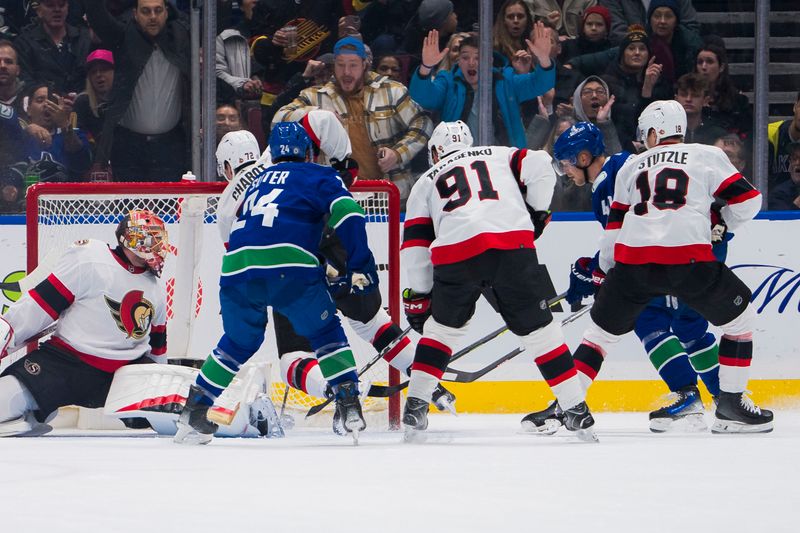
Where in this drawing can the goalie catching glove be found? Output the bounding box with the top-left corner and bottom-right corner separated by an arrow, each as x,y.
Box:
403,289 -> 431,334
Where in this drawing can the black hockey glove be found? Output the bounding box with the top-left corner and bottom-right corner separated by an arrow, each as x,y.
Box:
331,156 -> 359,189
710,204 -> 728,245
402,288 -> 431,334
527,207 -> 552,239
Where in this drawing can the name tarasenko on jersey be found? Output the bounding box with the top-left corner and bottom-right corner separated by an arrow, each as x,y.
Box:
424,148 -> 495,180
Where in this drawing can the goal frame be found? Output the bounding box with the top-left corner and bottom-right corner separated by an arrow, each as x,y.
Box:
25,180 -> 402,429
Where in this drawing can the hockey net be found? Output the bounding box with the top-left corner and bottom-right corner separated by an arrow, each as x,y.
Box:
25,181 -> 402,430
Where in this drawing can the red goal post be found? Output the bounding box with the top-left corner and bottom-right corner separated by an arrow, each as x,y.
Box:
25,180 -> 402,429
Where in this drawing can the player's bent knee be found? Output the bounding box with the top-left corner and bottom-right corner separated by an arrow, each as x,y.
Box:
520,320 -> 565,354
718,304 -> 756,337
583,318 -> 624,348
422,316 -> 468,347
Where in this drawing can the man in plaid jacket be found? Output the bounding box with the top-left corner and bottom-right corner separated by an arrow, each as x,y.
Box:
274,36 -> 433,202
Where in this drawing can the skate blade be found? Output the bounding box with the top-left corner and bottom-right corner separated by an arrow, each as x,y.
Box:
711,418 -> 774,434
403,427 -> 428,444
650,413 -> 708,434
520,419 -> 562,436
572,427 -> 599,443
279,414 -> 296,431
173,423 -> 213,445
351,428 -> 360,446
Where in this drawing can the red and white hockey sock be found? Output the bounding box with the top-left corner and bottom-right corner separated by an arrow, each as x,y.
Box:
408,337 -> 452,403
572,340 -> 606,391
371,321 -> 413,375
348,309 -> 414,375
718,333 -> 752,393
522,321 -> 583,409
280,351 -> 328,399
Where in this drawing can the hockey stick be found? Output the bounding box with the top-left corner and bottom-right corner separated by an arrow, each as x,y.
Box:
445,291 -> 567,365
1,323 -> 57,363
305,325 -> 413,417
375,302 -> 595,392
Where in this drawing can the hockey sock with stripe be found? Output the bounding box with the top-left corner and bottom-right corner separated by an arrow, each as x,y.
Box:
315,340 -> 358,387
684,333 -> 720,396
282,351 -> 329,398
534,344 -> 583,410
718,333 -> 752,393
408,337 -> 451,402
642,332 -> 698,392
372,322 -> 414,375
572,340 -> 606,391
197,346 -> 244,403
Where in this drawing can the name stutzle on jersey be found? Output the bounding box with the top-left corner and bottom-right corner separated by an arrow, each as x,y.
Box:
402,146 -> 556,293
3,240 -> 167,371
599,143 -> 761,272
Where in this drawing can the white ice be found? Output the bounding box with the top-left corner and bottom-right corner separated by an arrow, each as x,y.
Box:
1,411 -> 798,533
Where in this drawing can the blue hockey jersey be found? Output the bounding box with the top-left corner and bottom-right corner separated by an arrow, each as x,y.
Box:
221,161 -> 374,286
592,151 -> 632,228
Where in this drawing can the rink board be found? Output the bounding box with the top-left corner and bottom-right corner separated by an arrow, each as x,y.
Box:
1,212 -> 798,411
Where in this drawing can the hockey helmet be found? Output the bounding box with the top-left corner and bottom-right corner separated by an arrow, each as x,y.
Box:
637,100 -> 687,148
428,120 -> 473,165
269,122 -> 313,163
216,130 -> 260,180
115,210 -> 169,277
553,122 -> 605,173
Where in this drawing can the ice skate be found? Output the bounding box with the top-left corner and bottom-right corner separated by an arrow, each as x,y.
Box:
402,396 -> 430,443
431,383 -> 457,415
174,385 -> 219,445
332,380 -> 366,445
520,399 -> 564,435
649,385 -> 707,433
249,393 -> 285,438
712,391 -> 773,434
563,402 -> 598,443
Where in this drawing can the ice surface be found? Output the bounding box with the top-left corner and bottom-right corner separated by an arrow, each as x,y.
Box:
1,411 -> 798,533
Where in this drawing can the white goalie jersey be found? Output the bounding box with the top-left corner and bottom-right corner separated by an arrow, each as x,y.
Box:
3,239 -> 167,371
402,146 -> 556,293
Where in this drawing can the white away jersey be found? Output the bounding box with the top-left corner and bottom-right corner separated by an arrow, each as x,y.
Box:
218,158 -> 270,246
4,240 -> 167,371
599,142 -> 761,272
402,146 -> 555,293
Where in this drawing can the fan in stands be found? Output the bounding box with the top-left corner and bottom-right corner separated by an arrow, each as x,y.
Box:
0,211 -> 170,437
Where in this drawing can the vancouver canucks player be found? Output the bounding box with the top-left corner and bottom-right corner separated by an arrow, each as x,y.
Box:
175,122 -> 378,445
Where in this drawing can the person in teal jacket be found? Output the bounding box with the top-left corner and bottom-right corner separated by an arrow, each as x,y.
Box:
409,23 -> 555,148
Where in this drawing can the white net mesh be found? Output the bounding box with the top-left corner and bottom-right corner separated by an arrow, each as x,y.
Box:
29,182 -> 399,429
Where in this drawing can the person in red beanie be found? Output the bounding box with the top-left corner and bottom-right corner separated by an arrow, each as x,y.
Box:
561,5 -> 614,63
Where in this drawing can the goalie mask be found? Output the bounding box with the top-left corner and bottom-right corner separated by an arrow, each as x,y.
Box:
115,210 -> 169,276
216,130 -> 260,180
428,120 -> 473,165
637,100 -> 687,148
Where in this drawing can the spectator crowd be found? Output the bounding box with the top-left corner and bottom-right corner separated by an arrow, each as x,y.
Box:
0,0 -> 798,213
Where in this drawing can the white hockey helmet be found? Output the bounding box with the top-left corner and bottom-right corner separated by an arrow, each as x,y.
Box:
428,120 -> 474,165
216,130 -> 260,180
637,100 -> 687,148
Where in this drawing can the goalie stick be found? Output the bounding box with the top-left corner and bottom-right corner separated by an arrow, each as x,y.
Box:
305,325 -> 413,417
1,323 -> 57,362
367,303 -> 594,394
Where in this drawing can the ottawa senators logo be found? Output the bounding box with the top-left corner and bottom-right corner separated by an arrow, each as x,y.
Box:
105,290 -> 154,340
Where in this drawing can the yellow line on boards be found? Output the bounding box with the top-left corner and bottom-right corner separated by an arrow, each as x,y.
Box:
432,380 -> 800,414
